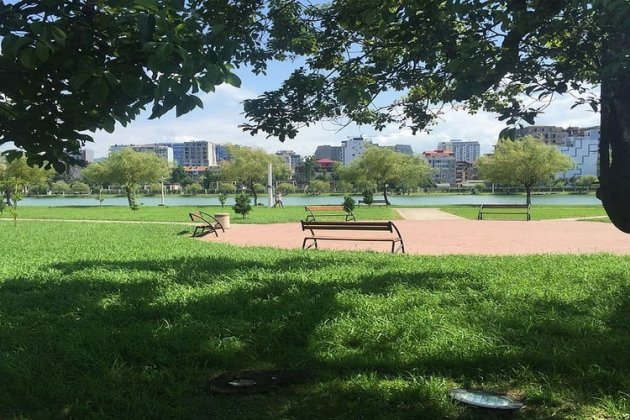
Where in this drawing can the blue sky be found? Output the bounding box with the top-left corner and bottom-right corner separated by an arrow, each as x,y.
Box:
89,61 -> 600,159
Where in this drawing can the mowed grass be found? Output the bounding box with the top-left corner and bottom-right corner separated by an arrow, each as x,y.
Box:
441,205 -> 609,221
1,220 -> 629,419
4,204 -> 609,224
6,205 -> 397,224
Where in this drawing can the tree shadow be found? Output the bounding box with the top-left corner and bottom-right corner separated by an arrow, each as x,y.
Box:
1,253 -> 629,418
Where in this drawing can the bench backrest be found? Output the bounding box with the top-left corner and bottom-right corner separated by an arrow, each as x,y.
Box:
305,205 -> 348,212
302,220 -> 393,232
480,204 -> 530,209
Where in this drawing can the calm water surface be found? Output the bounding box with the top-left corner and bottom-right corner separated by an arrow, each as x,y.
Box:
21,194 -> 601,207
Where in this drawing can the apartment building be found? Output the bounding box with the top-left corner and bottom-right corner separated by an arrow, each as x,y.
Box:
341,136 -> 371,166
557,126 -> 599,179
514,125 -> 568,145
436,139 -> 480,163
109,144 -> 174,163
275,150 -> 302,171
314,145 -> 343,162
423,150 -> 456,185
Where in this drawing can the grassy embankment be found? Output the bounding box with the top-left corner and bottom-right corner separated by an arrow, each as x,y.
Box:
1,218 -> 628,419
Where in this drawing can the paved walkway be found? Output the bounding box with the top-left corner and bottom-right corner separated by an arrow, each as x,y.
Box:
395,208 -> 464,220
201,209 -> 630,255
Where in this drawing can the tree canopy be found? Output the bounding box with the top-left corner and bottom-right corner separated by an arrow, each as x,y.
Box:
3,1 -> 630,231
82,148 -> 170,209
241,0 -> 630,232
338,147 -> 432,204
0,0 -> 306,170
0,155 -> 50,206
476,136 -> 573,205
219,145 -> 290,205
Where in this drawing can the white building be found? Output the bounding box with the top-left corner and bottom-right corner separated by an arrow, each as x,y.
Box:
109,144 -> 174,164
557,126 -> 599,179
167,141 -> 217,167
423,150 -> 456,185
341,136 -> 371,166
436,140 -> 480,163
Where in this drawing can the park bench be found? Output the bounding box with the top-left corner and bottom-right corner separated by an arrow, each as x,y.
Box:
358,199 -> 388,206
304,205 -> 356,221
301,220 -> 405,253
477,204 -> 531,221
189,211 -> 225,237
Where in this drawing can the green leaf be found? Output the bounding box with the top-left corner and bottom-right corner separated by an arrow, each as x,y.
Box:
133,0 -> 159,12
69,72 -> 94,90
18,48 -> 39,69
226,72 -> 241,88
35,42 -> 50,63
138,13 -> 156,41
90,78 -> 110,103
190,95 -> 204,109
1,34 -> 32,57
102,117 -> 116,133
121,76 -> 143,97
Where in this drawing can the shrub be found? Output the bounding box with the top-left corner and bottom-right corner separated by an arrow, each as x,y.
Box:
219,183 -> 237,194
232,193 -> 252,218
218,193 -> 228,207
343,195 -> 355,212
277,182 -> 296,194
362,190 -> 374,206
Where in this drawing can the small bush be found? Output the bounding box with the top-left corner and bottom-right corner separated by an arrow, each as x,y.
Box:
343,196 -> 355,212
232,193 -> 252,218
218,193 -> 228,207
362,190 -> 374,206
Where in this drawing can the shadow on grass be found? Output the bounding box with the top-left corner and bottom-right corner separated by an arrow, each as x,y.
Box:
1,253 -> 629,419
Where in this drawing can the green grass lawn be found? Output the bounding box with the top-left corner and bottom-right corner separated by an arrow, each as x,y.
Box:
441,205 -> 610,221
1,220 -> 629,419
5,205 -> 398,224
2,204 -> 610,224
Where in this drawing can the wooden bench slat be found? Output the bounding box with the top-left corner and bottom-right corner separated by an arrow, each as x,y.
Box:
301,220 -> 405,253
477,204 -> 531,221
304,205 -> 355,221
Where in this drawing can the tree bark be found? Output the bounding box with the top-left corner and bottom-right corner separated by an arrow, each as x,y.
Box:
125,185 -> 137,209
597,6 -> 630,233
249,181 -> 258,206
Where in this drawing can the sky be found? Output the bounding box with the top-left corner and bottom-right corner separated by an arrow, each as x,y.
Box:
87,59 -> 601,159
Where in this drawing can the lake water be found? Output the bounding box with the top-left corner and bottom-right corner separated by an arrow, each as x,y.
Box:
20,194 -> 601,207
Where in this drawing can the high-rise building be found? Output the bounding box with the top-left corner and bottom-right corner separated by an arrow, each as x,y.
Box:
276,150 -> 303,171
215,144 -> 231,162
514,126 -> 568,145
341,136 -> 371,166
423,150 -> 456,185
557,126 -> 599,179
436,140 -> 480,163
165,141 -> 217,167
109,144 -> 174,163
314,145 -> 343,162
383,144 -> 414,156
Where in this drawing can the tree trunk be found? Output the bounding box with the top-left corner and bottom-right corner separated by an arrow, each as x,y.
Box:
597,6 -> 630,233
525,186 -> 532,206
249,181 -> 258,206
125,185 -> 137,209
383,186 -> 390,205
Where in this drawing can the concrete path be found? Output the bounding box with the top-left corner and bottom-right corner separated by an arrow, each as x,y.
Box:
395,208 -> 464,220
203,218 -> 630,255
